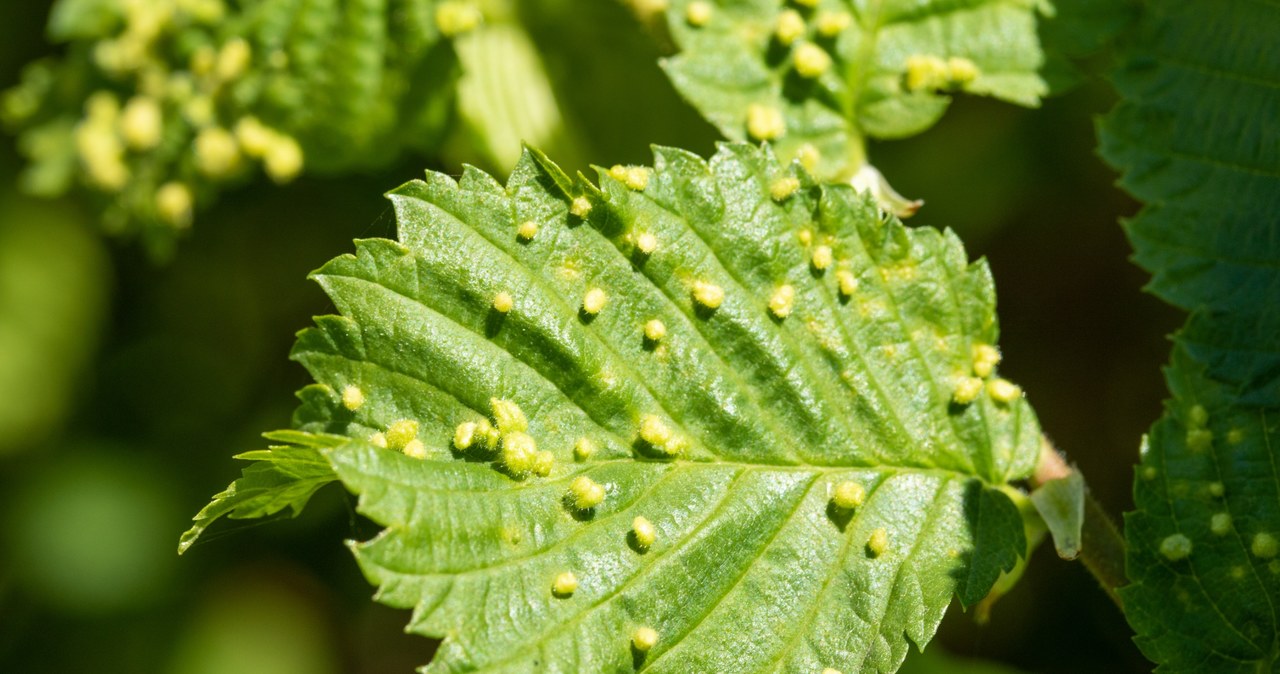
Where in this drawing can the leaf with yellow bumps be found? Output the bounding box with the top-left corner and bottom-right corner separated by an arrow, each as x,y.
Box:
186,143 -> 1045,673
1100,0 -> 1280,670
661,0 -> 1049,182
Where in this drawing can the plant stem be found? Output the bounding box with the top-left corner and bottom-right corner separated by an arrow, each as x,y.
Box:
1032,440 -> 1127,609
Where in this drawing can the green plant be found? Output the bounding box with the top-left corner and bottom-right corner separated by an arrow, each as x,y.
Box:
5,0 -> 1274,671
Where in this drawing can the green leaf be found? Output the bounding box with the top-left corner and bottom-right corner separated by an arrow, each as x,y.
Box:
1099,0 -> 1280,670
177,430 -> 343,554
1122,349 -> 1280,673
185,142 -> 1047,671
1098,0 -> 1280,407
661,0 -> 1048,181
1029,470 -> 1083,560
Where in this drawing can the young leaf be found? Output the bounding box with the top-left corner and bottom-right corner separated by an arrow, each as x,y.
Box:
1100,0 -> 1280,670
177,430 -> 343,554
661,0 -> 1048,182
1029,471 -> 1083,560
185,142 -> 1048,672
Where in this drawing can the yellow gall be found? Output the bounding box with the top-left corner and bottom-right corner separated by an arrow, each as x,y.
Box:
568,475 -> 606,510
905,54 -> 948,91
947,56 -> 980,85
1186,428 -> 1213,453
972,343 -> 1001,377
194,126 -> 241,178
685,1 -> 712,26
644,319 -> 667,343
234,116 -> 273,157
792,0 -> 818,6
693,280 -> 725,310
795,143 -> 820,171
1211,513 -> 1232,536
836,269 -> 858,297
775,10 -> 806,45
746,103 -> 785,141
570,196 -> 592,218
624,167 -> 650,191
987,378 -> 1022,404
120,96 -> 163,150
501,432 -> 538,475
953,376 -> 984,405
532,450 -> 555,477
633,516 -> 657,549
552,571 -> 578,597
636,231 -> 658,255
573,437 -> 596,462
1227,428 -> 1245,444
823,669 -> 843,674
793,42 -> 832,78
154,182 -> 193,229
453,421 -> 478,450
369,432 -> 388,448
811,245 -> 833,271
867,528 -> 889,557
490,397 -> 528,434
385,419 -> 420,449
1253,532 -> 1279,559
1208,481 -> 1225,497
632,626 -> 659,651
436,1 -> 482,36
1159,533 -> 1192,561
770,176 -> 801,201
215,38 -> 252,81
402,439 -> 428,459
493,291 -> 514,313
517,220 -> 539,241
1188,404 -> 1208,428
769,284 -> 796,319
639,415 -> 673,447
832,480 -> 865,510
609,164 -> 628,181
263,134 -> 304,183
816,11 -> 851,36
341,385 -> 365,411
582,287 -> 608,315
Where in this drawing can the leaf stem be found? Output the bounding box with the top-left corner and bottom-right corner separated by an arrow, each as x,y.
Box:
1032,440 -> 1126,609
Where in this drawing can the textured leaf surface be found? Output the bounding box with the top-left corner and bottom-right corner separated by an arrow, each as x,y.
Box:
185,143 -> 1047,673
1123,351 -> 1280,673
1099,0 -> 1280,407
662,0 -> 1047,180
1100,0 -> 1280,670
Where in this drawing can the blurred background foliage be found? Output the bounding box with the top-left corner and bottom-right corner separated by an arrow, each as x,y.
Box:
0,0 -> 1174,672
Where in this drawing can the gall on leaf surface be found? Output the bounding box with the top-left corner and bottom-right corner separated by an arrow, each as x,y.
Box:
661,0 -> 1049,182
187,143 -> 1043,673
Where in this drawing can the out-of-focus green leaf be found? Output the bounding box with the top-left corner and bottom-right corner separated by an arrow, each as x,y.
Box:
190,142 -> 1045,672
0,191 -> 109,454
